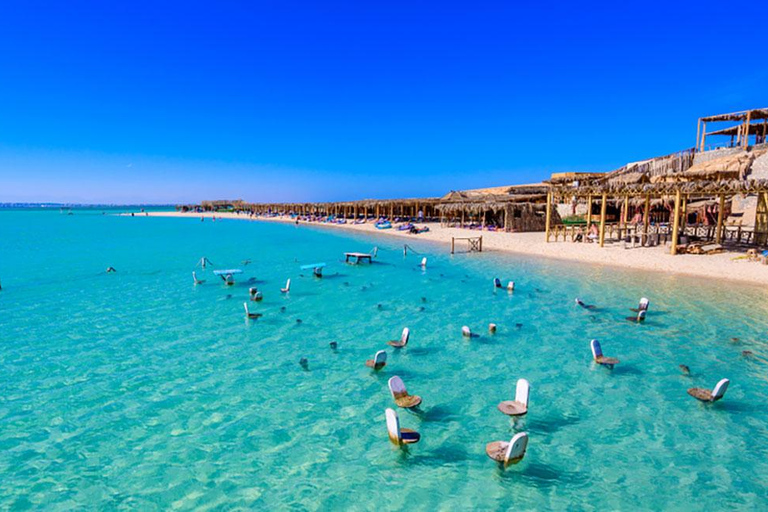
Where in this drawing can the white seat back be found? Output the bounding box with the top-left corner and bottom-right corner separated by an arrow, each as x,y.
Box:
388,376 -> 407,397
285,279 -> 291,291
712,378 -> 730,399
639,297 -> 649,311
590,339 -> 603,359
401,328 -> 410,345
507,281 -> 515,291
493,278 -> 501,288
637,310 -> 646,321
515,379 -> 530,407
374,350 -> 387,366
462,326 -> 471,337
505,432 -> 529,463
192,271 -> 198,282
243,302 -> 249,315
385,408 -> 401,443
421,257 -> 427,267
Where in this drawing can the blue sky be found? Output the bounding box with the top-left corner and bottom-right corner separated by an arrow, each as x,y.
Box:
0,0 -> 766,204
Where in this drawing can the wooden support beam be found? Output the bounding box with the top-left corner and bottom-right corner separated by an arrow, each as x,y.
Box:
671,189 -> 682,255
545,191 -> 553,242
598,193 -> 607,247
643,194 -> 650,241
715,194 -> 725,244
743,110 -> 752,149
700,121 -> 707,151
586,194 -> 592,228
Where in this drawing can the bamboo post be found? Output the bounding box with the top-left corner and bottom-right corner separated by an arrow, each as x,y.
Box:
671,189 -> 682,255
479,236 -> 483,252
586,194 -> 592,227
598,193 -> 607,247
545,191 -> 553,242
681,194 -> 688,238
700,122 -> 707,151
643,194 -> 650,243
743,110 -> 752,149
715,194 -> 725,244
451,237 -> 455,254
696,118 -> 701,150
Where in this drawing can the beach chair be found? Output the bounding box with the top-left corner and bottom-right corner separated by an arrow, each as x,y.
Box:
385,408 -> 420,446
365,350 -> 387,370
630,297 -> 650,313
626,310 -> 646,323
493,278 -> 502,289
688,378 -> 730,402
507,281 -> 515,292
420,257 -> 427,268
243,302 -> 262,319
192,271 -> 205,285
388,376 -> 422,408
249,287 -> 263,301
489,323 -> 497,333
575,297 -> 595,309
281,279 -> 291,293
591,339 -> 619,367
486,432 -> 529,466
462,326 -> 473,338
387,328 -> 410,348
497,378 -> 530,416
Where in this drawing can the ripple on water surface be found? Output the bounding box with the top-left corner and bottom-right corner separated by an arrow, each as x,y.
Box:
1,210 -> 768,510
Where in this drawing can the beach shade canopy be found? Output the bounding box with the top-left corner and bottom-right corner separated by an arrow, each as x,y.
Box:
688,378 -> 730,402
387,328 -> 410,348
486,432 -> 529,466
385,408 -> 420,446
497,378 -> 530,416
388,376 -> 422,408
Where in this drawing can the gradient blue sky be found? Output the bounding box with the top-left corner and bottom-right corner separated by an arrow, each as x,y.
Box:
0,1 -> 766,204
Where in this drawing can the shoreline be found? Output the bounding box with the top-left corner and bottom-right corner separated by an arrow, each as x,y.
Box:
140,211 -> 768,287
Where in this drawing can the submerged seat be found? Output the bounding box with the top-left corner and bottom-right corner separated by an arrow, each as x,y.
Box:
281,279 -> 291,293
591,339 -> 619,367
462,326 -> 473,338
249,287 -> 263,301
688,378 -> 730,402
486,432 -> 529,466
243,302 -> 262,319
365,350 -> 387,370
192,271 -> 205,285
497,378 -> 530,416
630,297 -> 650,313
626,310 -> 646,323
420,257 -> 427,268
493,278 -> 502,289
385,408 -> 420,446
507,281 -> 515,292
388,376 -> 422,408
387,327 -> 410,348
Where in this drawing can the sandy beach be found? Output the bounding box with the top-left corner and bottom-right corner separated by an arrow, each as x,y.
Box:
142,211 -> 768,286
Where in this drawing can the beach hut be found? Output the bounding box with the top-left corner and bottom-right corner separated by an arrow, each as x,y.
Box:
497,378 -> 530,416
688,378 -> 730,402
387,328 -> 410,348
385,408 -> 420,446
388,376 -> 422,408
365,350 -> 387,370
486,432 -> 529,466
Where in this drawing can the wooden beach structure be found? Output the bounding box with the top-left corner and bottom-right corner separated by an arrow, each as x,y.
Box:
544,108 -> 768,254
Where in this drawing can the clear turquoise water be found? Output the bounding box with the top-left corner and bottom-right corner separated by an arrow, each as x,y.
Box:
2,209 -> 768,510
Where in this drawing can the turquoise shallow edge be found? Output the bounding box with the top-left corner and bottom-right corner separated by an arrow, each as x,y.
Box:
1,209 -> 767,510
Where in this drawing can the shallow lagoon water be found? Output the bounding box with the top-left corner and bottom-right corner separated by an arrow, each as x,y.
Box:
2,210 -> 768,510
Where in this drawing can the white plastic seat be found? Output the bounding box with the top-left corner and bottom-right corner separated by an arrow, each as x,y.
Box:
688,378 -> 730,402
386,408 -> 420,446
497,378 -> 530,416
486,432 -> 528,466
388,376 -> 422,408
365,350 -> 387,370
387,328 -> 410,348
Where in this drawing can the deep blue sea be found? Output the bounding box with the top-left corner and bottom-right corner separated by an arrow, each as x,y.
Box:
2,209 -> 768,510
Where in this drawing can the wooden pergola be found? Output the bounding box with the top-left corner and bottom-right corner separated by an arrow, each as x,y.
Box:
545,178 -> 768,254
697,108 -> 768,151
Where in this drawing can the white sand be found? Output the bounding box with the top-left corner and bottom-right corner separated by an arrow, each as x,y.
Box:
143,211 -> 768,286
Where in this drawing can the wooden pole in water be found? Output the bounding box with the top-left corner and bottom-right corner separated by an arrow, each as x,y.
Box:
545,191 -> 552,242
671,189 -> 682,255
715,194 -> 725,244
598,193 -> 607,247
